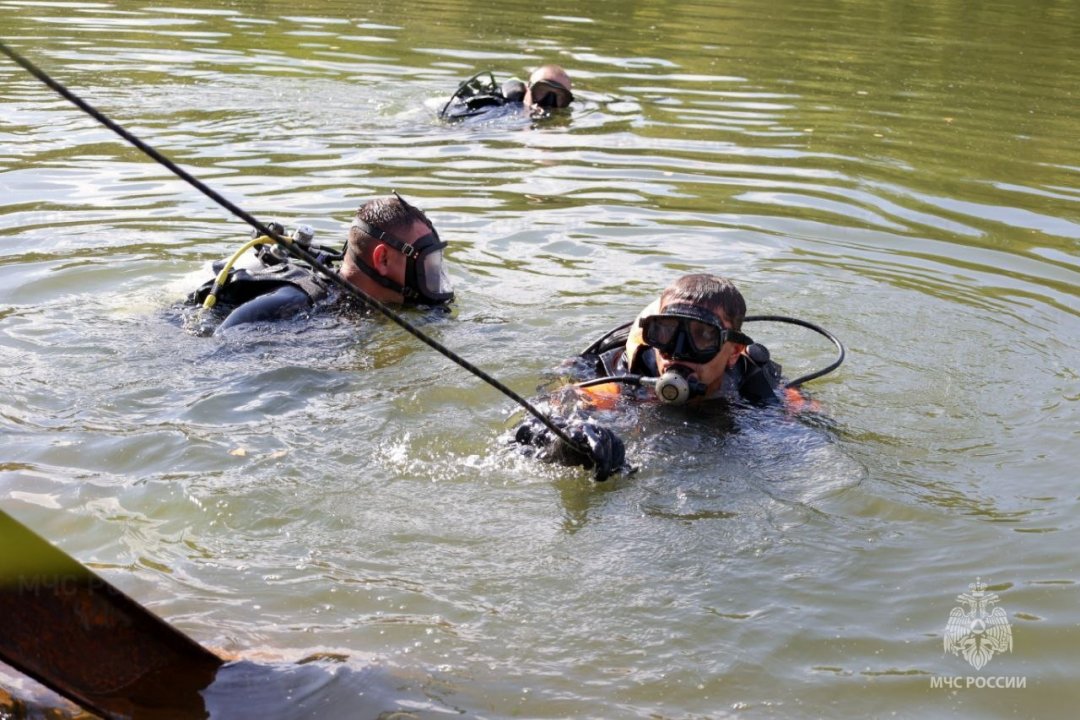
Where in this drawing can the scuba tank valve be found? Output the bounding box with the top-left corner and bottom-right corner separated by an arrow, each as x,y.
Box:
254,221 -> 289,265
292,224 -> 315,247
253,223 -> 316,265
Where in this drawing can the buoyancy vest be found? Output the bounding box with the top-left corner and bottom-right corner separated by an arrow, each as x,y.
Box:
187,260 -> 333,310
439,72 -> 527,122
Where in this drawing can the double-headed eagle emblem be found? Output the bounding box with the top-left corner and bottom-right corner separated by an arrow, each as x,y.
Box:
944,578 -> 1013,670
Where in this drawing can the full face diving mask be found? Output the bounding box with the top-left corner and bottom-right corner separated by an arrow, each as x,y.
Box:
349,198 -> 454,306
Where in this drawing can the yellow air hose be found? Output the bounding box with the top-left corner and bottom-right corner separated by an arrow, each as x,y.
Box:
200,234 -> 288,311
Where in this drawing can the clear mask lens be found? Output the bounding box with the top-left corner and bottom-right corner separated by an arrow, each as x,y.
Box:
420,248 -> 452,297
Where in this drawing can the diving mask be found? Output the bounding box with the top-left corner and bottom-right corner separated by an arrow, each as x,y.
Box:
528,79 -> 573,109
641,303 -> 752,364
349,210 -> 453,306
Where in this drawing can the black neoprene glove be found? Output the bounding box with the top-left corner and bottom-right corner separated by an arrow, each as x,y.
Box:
514,417 -> 626,482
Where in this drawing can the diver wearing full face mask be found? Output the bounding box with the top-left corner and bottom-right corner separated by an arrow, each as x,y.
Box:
186,194 -> 454,334
341,194 -> 454,307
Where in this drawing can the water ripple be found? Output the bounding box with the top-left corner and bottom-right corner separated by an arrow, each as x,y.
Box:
2,0 -> 1079,717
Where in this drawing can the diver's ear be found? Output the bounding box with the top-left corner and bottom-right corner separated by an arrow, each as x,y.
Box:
371,243 -> 390,275
725,342 -> 746,368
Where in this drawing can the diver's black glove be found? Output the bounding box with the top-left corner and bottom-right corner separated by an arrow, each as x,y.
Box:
514,417 -> 626,482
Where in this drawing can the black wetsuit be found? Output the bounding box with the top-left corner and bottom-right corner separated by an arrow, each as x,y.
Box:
187,260 -> 336,331
439,77 -> 527,123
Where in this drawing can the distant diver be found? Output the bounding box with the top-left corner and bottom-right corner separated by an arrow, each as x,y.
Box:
438,64 -> 573,123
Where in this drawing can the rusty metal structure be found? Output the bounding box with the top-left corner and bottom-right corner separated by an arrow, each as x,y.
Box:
1,510 -> 223,719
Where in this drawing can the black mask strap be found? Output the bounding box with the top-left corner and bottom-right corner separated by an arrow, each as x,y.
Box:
351,219 -> 420,259
349,250 -> 422,302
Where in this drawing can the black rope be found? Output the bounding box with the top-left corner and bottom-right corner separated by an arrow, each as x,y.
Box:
0,39 -> 589,455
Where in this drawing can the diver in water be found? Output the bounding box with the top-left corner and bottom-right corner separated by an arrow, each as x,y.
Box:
187,194 -> 454,333
514,273 -> 836,480
580,273 -> 787,406
438,64 -> 574,122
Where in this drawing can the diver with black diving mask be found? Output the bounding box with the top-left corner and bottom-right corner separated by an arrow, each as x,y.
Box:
438,64 -> 574,123
513,273 -> 844,481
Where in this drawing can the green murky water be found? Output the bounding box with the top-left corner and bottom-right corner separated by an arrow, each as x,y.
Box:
1,0 -> 1078,717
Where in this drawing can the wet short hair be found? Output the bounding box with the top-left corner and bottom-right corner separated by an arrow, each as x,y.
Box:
348,195 -> 435,261
660,274 -> 746,330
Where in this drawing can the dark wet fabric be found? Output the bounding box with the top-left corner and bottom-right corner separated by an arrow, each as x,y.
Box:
514,416 -> 627,481
187,261 -> 335,330
438,71 -> 527,123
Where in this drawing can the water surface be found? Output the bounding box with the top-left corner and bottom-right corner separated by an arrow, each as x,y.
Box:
1,0 -> 1078,717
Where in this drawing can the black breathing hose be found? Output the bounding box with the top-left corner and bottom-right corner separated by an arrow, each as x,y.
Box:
743,315 -> 845,388
576,314 -> 845,395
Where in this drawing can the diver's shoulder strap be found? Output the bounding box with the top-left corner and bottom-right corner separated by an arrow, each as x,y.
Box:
580,321 -> 632,357
188,261 -> 331,308
735,343 -> 783,406
574,321 -> 629,377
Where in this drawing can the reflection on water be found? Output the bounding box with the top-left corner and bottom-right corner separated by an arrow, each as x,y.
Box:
203,658 -> 458,719
1,0 -> 1078,717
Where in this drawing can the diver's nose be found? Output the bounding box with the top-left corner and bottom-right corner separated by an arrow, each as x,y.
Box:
672,330 -> 690,359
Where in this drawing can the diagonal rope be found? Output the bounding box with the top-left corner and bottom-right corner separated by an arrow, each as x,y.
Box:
0,39 -> 588,455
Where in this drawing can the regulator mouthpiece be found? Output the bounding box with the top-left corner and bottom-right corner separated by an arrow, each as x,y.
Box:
649,366 -> 706,405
